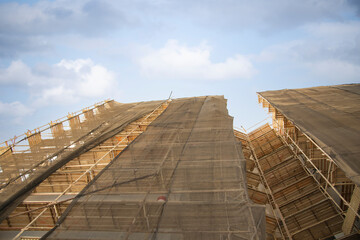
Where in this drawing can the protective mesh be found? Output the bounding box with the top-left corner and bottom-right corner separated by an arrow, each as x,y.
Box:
0,100 -> 163,222
45,96 -> 265,240
259,84 -> 360,185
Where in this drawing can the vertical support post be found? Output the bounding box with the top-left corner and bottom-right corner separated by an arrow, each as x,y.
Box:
243,127 -> 292,240
342,186 -> 360,234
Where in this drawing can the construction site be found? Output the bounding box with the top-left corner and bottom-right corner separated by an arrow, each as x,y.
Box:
0,83 -> 359,240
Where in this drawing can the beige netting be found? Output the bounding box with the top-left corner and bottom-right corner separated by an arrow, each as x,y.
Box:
259,84 -> 360,185
0,100 -> 163,223
44,96 -> 265,240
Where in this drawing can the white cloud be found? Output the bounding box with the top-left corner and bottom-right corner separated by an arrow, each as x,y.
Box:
307,59 -> 360,82
0,101 -> 34,123
139,0 -> 350,33
0,58 -> 117,106
305,21 -> 360,38
0,0 -> 126,57
301,22 -> 360,81
254,21 -> 360,82
138,40 -> 255,81
0,60 -> 36,85
0,0 -> 122,36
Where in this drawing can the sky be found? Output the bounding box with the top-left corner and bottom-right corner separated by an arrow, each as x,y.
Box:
0,0 -> 360,142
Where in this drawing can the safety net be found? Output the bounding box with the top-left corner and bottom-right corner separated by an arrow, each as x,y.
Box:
258,84 -> 360,186
44,96 -> 265,240
0,100 -> 163,223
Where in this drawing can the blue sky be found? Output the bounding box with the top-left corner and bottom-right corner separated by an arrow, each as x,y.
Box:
0,0 -> 360,142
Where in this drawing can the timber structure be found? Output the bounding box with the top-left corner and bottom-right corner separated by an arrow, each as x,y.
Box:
0,84 -> 359,240
254,83 -> 360,239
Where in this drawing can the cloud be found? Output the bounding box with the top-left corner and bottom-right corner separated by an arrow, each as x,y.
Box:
0,58 -> 117,106
307,59 -> 360,82
0,0 -> 352,37
302,22 -> 360,63
56,59 -> 115,98
255,21 -> 360,82
0,34 -> 51,58
0,101 -> 34,123
0,60 -> 35,85
0,0 -> 356,58
139,0 -> 351,33
138,40 -> 255,81
0,0 -> 126,57
348,0 -> 360,16
0,1 -> 123,36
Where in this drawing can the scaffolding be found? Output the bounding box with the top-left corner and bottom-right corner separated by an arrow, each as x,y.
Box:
42,96 -> 265,239
0,99 -> 164,231
242,124 -> 345,239
6,100 -> 170,240
257,84 -> 360,238
1,84 -> 358,239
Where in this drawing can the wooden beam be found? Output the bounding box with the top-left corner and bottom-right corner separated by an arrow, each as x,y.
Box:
342,186 -> 360,234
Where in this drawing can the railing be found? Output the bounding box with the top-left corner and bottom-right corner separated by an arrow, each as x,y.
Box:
0,99 -> 113,149
12,100 -> 170,240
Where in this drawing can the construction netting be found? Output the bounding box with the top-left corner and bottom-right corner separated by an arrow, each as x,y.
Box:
0,100 -> 163,223
258,84 -> 360,186
44,96 -> 265,240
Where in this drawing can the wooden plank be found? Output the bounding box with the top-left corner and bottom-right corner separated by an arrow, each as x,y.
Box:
342,186 -> 360,234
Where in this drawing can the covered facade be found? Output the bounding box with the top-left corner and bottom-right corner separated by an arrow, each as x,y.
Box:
0,84 -> 359,239
0,96 -> 264,239
256,84 -> 360,239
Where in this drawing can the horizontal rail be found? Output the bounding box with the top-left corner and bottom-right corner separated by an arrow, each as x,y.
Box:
13,100 -> 170,240
0,99 -> 113,148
